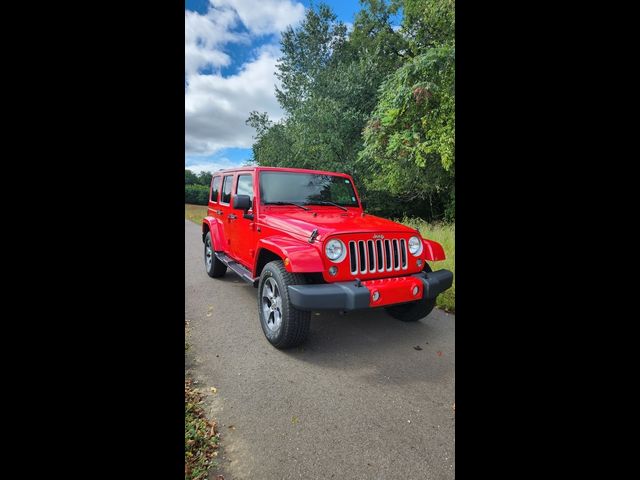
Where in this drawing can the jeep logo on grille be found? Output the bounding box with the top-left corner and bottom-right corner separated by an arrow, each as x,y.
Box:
372,234 -> 385,240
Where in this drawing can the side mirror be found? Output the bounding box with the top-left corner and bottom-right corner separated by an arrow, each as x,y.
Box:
360,200 -> 367,210
233,194 -> 252,211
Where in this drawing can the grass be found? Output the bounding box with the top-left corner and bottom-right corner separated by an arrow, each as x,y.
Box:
185,316 -> 219,480
186,204 -> 208,225
399,218 -> 455,312
184,203 -> 455,312
185,377 -> 219,480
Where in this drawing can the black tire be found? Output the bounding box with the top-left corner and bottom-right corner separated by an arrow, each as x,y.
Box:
204,232 -> 227,278
385,263 -> 436,322
257,260 -> 310,349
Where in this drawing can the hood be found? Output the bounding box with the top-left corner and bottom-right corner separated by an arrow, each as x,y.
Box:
260,208 -> 417,242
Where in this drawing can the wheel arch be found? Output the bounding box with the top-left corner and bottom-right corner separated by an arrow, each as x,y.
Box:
422,238 -> 446,262
202,216 -> 225,251
255,237 -> 325,276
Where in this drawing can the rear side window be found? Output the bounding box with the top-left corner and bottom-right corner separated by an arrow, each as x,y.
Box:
220,175 -> 233,204
210,176 -> 221,203
236,174 -> 254,205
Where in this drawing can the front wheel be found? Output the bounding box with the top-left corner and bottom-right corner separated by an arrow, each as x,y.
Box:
258,260 -> 310,349
385,264 -> 436,322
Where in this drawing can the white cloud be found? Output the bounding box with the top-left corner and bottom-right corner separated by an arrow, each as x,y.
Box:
185,6 -> 250,75
185,46 -> 284,155
211,0 -> 305,35
185,157 -> 253,174
185,0 -> 305,158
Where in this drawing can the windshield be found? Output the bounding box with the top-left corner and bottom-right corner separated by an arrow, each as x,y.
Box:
259,171 -> 359,207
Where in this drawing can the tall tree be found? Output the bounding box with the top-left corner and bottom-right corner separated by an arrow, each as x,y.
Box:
185,169 -> 198,185
359,0 -> 455,220
249,1 -> 406,176
275,4 -> 347,114
397,0 -> 455,51
247,0 -> 455,221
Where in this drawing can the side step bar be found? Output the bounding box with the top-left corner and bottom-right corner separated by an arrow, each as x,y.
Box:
214,252 -> 258,285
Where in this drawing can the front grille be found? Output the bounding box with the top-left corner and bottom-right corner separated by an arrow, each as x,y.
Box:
348,238 -> 408,275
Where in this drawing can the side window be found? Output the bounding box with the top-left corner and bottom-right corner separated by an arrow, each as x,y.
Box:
236,174 -> 254,207
210,176 -> 221,203
220,175 -> 233,205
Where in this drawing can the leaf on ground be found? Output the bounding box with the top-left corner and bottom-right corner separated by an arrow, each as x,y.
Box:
414,345 -> 423,350
291,415 -> 299,425
206,306 -> 213,317
227,425 -> 235,430
437,351 -> 443,356
210,387 -> 217,394
185,377 -> 219,480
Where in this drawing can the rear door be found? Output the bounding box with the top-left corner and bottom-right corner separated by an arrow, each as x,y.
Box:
228,172 -> 256,267
218,174 -> 235,253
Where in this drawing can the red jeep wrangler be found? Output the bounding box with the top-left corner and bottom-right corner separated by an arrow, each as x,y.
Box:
202,166 -> 453,348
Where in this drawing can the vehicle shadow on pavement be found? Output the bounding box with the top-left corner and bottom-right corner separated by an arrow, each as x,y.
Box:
281,308 -> 454,386
198,274 -> 454,386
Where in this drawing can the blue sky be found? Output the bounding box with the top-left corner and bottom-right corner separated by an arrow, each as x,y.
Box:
184,0 -> 370,173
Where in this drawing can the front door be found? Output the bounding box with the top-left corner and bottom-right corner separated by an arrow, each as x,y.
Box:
228,172 -> 256,268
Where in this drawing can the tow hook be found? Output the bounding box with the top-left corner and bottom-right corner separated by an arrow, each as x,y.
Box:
354,278 -> 363,288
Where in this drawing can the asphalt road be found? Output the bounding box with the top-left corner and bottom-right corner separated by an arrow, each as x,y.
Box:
185,219 -> 455,480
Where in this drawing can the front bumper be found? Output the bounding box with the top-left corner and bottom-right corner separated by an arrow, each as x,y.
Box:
287,269 -> 453,311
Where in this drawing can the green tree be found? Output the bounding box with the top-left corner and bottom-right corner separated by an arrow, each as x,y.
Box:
396,0 -> 455,52
247,0 -> 455,221
196,171 -> 213,186
249,1 -> 406,176
185,169 -> 198,185
359,0 -> 455,220
246,112 -> 296,167
275,4 -> 347,114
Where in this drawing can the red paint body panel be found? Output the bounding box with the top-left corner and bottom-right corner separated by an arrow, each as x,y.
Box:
202,216 -> 225,251
202,167 -> 447,285
255,237 -> 324,273
423,239 -> 446,261
362,276 -> 424,307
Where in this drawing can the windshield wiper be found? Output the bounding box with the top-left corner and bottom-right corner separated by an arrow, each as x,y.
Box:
304,201 -> 348,212
265,201 -> 309,211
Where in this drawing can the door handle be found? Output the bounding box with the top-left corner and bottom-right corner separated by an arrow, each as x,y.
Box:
228,213 -> 237,220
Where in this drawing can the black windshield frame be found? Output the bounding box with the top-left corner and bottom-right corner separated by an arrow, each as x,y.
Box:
259,171 -> 360,208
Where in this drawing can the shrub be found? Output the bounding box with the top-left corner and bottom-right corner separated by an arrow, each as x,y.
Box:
185,184 -> 209,205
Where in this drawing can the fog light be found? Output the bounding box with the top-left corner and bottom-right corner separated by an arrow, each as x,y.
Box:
412,285 -> 419,296
416,259 -> 423,267
372,290 -> 380,301
329,266 -> 338,276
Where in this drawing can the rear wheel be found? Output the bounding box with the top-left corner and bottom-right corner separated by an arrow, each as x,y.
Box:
204,232 -> 227,278
258,260 -> 310,349
385,264 -> 436,322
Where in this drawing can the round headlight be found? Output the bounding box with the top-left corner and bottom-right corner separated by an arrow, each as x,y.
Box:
325,239 -> 346,262
408,236 -> 423,256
